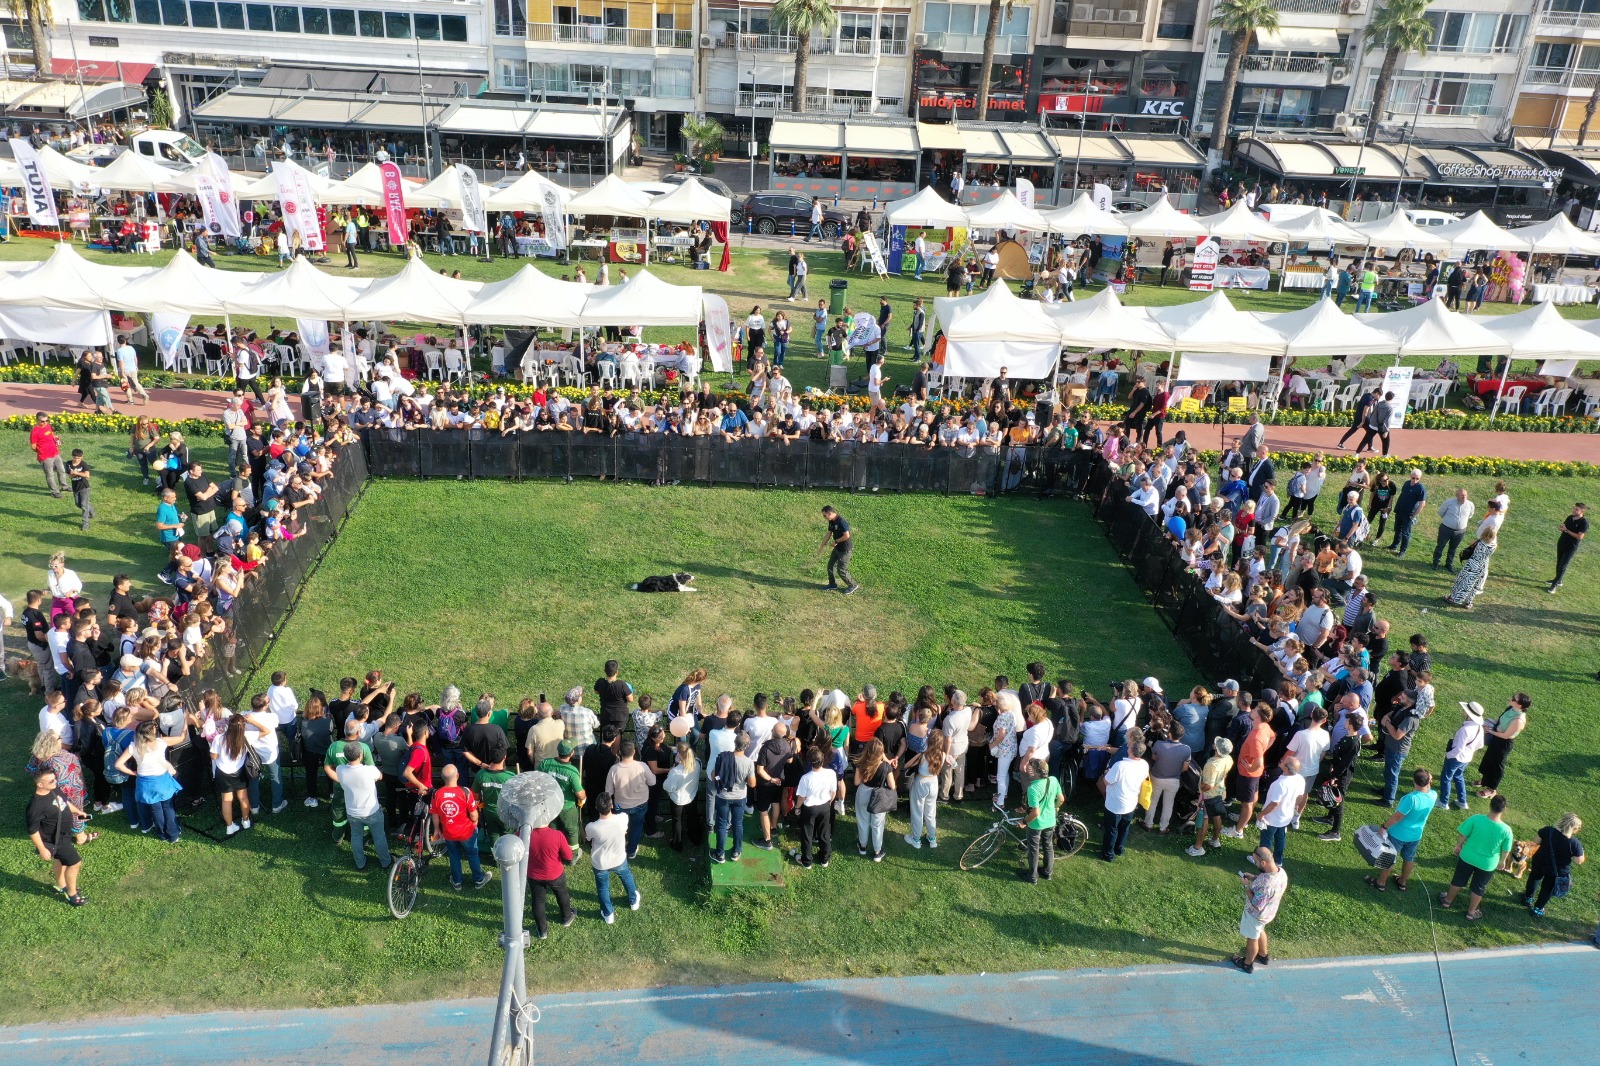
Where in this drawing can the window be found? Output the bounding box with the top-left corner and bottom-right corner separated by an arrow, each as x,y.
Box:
246,2 -> 271,29
356,8 -> 379,33
217,1 -> 244,27
838,11 -> 874,53
655,61 -> 691,96
78,0 -> 106,19
529,62 -> 569,92
442,13 -> 466,40
301,7 -> 327,32
1358,71 -> 1499,117
160,0 -> 187,23
1156,0 -> 1195,38
191,0 -> 217,25
1425,11 -> 1524,54
707,5 -> 736,36
105,0 -> 132,19
740,8 -> 774,34
879,13 -> 908,55
1533,42 -> 1573,69
614,66 -> 651,96
329,7 -> 354,33
272,5 -> 297,31
133,0 -> 160,23
497,58 -> 528,89
923,2 -> 1031,52
385,10 -> 411,36
414,12 -> 440,37
655,11 -> 673,28
495,0 -> 525,35
603,6 -> 625,26
571,63 -> 606,90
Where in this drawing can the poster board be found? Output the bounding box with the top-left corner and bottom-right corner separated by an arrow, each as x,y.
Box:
862,231 -> 889,277
1189,238 -> 1220,292
1382,365 -> 1414,429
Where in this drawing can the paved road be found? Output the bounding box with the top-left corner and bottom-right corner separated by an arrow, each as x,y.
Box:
2,942 -> 1594,1065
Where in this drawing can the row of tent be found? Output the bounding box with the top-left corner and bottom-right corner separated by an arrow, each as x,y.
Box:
887,186 -> 1600,257
0,243 -> 700,327
0,145 -> 734,223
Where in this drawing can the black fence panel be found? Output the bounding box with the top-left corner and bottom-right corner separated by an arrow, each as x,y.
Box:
470,430 -> 521,479
900,446 -> 946,494
757,438 -> 808,488
520,432 -> 571,480
567,434 -> 614,481
368,428 -> 421,478
420,432 -> 473,478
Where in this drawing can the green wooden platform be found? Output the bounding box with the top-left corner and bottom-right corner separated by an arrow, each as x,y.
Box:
706,831 -> 787,893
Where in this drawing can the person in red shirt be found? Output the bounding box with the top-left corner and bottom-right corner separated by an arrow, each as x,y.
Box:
1228,705 -> 1277,839
525,822 -> 576,939
429,764 -> 491,890
29,413 -> 69,497
401,722 -> 434,799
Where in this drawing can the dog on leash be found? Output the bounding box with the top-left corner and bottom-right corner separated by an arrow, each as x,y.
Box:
1501,839 -> 1541,878
6,656 -> 42,695
631,573 -> 697,593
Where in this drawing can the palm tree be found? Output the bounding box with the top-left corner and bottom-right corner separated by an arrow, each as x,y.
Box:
1363,0 -> 1433,146
1581,80 -> 1600,147
681,115 -> 725,166
3,0 -> 52,74
975,0 -> 1013,118
1208,0 -> 1279,161
772,0 -> 839,114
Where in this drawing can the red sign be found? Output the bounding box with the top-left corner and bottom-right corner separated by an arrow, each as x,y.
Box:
379,162 -> 409,246
917,92 -> 1027,115
1040,94 -> 1107,115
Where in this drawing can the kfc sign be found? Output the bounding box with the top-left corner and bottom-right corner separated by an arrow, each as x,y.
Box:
1141,99 -> 1185,115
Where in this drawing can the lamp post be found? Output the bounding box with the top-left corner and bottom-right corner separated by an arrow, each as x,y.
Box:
484,773 -> 564,1066
1392,83 -> 1429,208
414,47 -> 434,176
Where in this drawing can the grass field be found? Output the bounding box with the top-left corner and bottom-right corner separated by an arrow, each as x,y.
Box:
0,430 -> 1598,1023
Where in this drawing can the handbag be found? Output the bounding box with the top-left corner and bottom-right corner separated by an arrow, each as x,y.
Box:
868,785 -> 898,815
1554,870 -> 1572,899
243,745 -> 263,781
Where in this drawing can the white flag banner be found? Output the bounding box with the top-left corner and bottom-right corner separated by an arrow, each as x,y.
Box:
540,184 -> 568,251
11,139 -> 60,228
273,159 -> 324,251
1382,365 -> 1414,429
196,152 -> 241,239
152,313 -> 190,370
454,164 -> 487,234
298,318 -> 331,357
848,311 -> 881,350
1093,183 -> 1113,214
702,294 -> 733,372
1016,177 -> 1036,210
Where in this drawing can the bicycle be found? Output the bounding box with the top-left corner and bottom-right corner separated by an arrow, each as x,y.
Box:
960,806 -> 1089,872
387,793 -> 444,920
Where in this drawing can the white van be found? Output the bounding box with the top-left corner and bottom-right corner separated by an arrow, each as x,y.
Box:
130,130 -> 207,170
1405,209 -> 1460,228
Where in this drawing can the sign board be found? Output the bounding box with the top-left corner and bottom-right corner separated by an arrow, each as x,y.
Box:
1177,397 -> 1202,414
1227,396 -> 1249,415
862,231 -> 889,277
1332,166 -> 1366,177
1435,161 -> 1562,183
1189,237 -> 1220,292
1382,365 -> 1414,429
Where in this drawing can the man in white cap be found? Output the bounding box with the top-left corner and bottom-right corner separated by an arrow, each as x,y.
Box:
1140,677 -> 1166,720
1440,701 -> 1486,811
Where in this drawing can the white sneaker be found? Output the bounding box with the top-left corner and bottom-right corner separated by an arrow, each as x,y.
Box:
102,802 -> 123,814
1185,845 -> 1206,857
927,839 -> 937,849
1290,816 -> 1301,831
1222,828 -> 1245,839
304,797 -> 319,808
629,892 -> 642,911
240,819 -> 253,829
226,824 -> 241,836
903,833 -> 922,849
603,912 -> 615,925
272,801 -> 289,814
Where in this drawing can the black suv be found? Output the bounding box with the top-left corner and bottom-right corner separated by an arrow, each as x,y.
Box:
737,192 -> 848,238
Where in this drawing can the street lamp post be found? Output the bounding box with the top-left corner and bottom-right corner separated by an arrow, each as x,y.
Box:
414,48 -> 434,175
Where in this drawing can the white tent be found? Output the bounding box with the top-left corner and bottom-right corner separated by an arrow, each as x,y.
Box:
465,265 -> 590,328
231,167 -> 338,200
32,145 -> 103,191
1251,298 -> 1399,359
1365,298 -> 1509,356
566,174 -> 652,218
934,282 -> 1063,379
962,190 -> 1050,233
1435,210 -> 1530,256
0,242 -> 155,310
884,186 -> 969,229
1119,195 -> 1209,239
649,177 -> 732,224
1271,207 -> 1367,248
1199,201 -> 1287,242
1146,291 -> 1286,355
91,151 -> 197,194
227,256 -> 365,319
1504,212 -> 1600,256
112,249 -> 251,315
345,256 -> 481,324
1476,300 -> 1600,359
485,170 -> 573,210
1039,192 -> 1127,236
1044,286 -> 1170,350
411,168 -> 497,213
322,162 -> 448,208
579,269 -> 702,325
1347,210 -> 1454,253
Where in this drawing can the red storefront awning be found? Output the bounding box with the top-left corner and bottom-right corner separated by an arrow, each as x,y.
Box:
50,59 -> 155,83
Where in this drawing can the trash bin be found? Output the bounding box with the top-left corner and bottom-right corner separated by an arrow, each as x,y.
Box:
829,278 -> 849,316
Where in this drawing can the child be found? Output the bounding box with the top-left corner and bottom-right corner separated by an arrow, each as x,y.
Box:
66,449 -> 94,531
1188,737 -> 1235,856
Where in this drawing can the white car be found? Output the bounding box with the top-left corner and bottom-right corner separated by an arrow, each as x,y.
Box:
1405,209 -> 1461,228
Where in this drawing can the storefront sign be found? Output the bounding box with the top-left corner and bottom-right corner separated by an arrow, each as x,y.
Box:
1039,95 -> 1186,117
1435,162 -> 1563,183
917,91 -> 1028,118
1332,166 -> 1366,176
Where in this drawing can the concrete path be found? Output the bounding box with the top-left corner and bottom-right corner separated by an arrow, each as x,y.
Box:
1,942 -> 1594,1065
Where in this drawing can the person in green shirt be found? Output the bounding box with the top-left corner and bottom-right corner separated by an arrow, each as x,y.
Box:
1018,759 -> 1063,884
539,742 -> 586,857
1356,262 -> 1380,312
474,752 -> 518,850
1441,794 -> 1514,921
321,719 -> 375,831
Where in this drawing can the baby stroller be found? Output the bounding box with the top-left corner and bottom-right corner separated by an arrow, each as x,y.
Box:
1173,759 -> 1203,830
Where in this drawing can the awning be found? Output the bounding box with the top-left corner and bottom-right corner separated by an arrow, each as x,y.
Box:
769,118 -> 844,153
1239,137 -> 1410,180
50,59 -> 156,83
846,123 -> 916,157
1122,136 -> 1207,169
1420,146 -> 1557,187
959,128 -> 1010,162
1002,130 -> 1056,163
915,122 -> 965,151
1176,352 -> 1275,383
1048,133 -> 1129,166
436,104 -> 616,141
1254,28 -> 1341,52
192,90 -> 295,123
2,80 -> 147,120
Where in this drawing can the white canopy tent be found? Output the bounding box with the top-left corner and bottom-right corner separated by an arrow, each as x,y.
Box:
1365,298 -> 1509,357
31,145 -> 103,192
1477,300 -> 1600,359
226,257 -> 366,319
322,162 -> 448,208
566,174 -> 652,218
1271,207 -> 1367,248
934,283 -> 1063,379
411,169 -> 497,213
1174,352 -> 1277,383
1040,192 -> 1128,236
883,186 -> 969,229
0,242 -> 155,310
961,190 -> 1050,233
1045,287 -> 1170,350
90,151 -> 198,194
1119,195 -> 1209,240
1146,292 -> 1286,355
1505,212 -> 1600,256
1347,210 -> 1455,253
578,270 -> 703,326
1198,201 -> 1287,242
1434,210 -> 1530,256
465,266 -> 589,328
485,170 -> 574,210
113,249 -> 252,315
648,177 -> 732,224
231,167 -> 339,200
1251,298 -> 1399,359
345,256 -> 481,324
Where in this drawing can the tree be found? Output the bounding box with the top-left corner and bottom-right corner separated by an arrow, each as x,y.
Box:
974,0 -> 1013,119
3,0 -> 52,75
681,115 -> 725,162
150,88 -> 175,130
772,0 -> 838,114
1363,0 -> 1433,146
1581,80 -> 1600,147
1208,0 -> 1279,160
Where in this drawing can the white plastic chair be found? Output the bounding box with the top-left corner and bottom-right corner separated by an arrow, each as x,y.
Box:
1428,379 -> 1452,410
518,351 -> 540,384
423,349 -> 444,381
443,348 -> 467,384
138,231 -> 162,254
1493,384 -> 1527,418
680,356 -> 702,390
619,354 -> 645,389
490,345 -> 507,376
1331,382 -> 1359,412
1258,379 -> 1284,414
1582,391 -> 1600,417
1532,386 -> 1572,417
1312,380 -> 1338,411
599,360 -> 620,388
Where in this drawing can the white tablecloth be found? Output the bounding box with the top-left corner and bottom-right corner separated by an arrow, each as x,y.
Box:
1282,272 -> 1326,290
1532,282 -> 1596,306
1213,266 -> 1271,290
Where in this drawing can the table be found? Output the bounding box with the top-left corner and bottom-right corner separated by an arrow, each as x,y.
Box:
1281,271 -> 1325,290
1467,374 -> 1548,399
1212,266 -> 1270,290
1531,282 -> 1597,306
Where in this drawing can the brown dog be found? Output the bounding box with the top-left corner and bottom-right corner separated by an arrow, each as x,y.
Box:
7,656 -> 43,695
1501,839 -> 1541,878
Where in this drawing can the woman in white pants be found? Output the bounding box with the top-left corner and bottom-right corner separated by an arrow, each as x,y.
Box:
853,739 -> 896,861
904,733 -> 948,849
1144,723 -> 1192,832
989,691 -> 1025,808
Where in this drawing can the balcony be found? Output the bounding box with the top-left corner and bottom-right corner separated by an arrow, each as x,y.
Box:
1243,54 -> 1332,73
737,32 -> 799,51
1273,0 -> 1343,11
1538,7 -> 1600,32
528,23 -> 692,48
1525,66 -> 1600,88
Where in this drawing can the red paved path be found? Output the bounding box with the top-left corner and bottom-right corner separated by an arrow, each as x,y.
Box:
3,382 -> 1597,461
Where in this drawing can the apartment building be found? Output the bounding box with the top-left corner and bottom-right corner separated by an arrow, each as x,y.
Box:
1513,0 -> 1600,141
1026,0 -> 1204,132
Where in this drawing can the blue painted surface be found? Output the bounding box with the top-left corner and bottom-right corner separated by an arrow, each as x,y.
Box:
2,943 -> 1595,1065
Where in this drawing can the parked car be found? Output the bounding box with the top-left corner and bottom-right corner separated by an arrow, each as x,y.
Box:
662,172 -> 736,201
737,192 -> 848,237
1405,209 -> 1461,228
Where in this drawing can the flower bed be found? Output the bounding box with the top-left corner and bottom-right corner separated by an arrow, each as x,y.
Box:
1074,401 -> 1598,435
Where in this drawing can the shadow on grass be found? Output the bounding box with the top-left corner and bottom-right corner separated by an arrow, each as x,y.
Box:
680,560 -> 826,592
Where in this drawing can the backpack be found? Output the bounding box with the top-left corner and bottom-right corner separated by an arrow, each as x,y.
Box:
712,750 -> 740,794
104,726 -> 133,785
437,708 -> 465,745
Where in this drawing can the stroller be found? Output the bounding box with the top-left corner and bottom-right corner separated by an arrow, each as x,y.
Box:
1173,758 -> 1203,831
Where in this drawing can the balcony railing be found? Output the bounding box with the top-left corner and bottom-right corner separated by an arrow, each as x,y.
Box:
737,32 -> 798,51
528,23 -> 692,48
1273,0 -> 1343,11
1538,8 -> 1600,30
1243,54 -> 1332,73
1526,67 -> 1600,88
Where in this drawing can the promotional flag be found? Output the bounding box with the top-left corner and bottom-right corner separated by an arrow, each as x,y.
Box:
273,159 -> 324,251
848,311 -> 881,351
152,313 -> 189,370
195,152 -> 240,239
1188,237 -> 1220,292
11,139 -> 60,228
454,163 -> 487,234
1382,366 -> 1414,429
298,318 -> 331,358
1092,183 -> 1113,214
1016,177 -> 1035,210
702,294 -> 733,372
378,161 -> 409,246
540,184 -> 568,251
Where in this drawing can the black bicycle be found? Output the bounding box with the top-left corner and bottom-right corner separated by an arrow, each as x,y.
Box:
960,807 -> 1089,872
387,794 -> 443,920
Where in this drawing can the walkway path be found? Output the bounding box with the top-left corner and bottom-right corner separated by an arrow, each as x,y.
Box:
1,942 -> 1594,1065
4,382 -> 1596,463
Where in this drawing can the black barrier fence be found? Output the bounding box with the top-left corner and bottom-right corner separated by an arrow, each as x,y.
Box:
357,429 -> 1093,497
1085,460 -> 1292,697
174,443 -> 370,711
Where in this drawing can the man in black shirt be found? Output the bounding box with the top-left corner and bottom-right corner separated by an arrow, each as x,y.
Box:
28,769 -> 87,905
183,461 -> 222,540
580,728 -> 620,823
593,660 -> 635,736
1551,502 -> 1588,593
816,505 -> 858,595
461,701 -> 510,783
63,621 -> 98,709
66,449 -> 94,531
21,590 -> 50,686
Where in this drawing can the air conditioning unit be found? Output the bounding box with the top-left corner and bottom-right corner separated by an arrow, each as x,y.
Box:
1343,0 -> 1368,14
1332,112 -> 1353,131
1329,63 -> 1352,84
1072,3 -> 1093,19
699,32 -> 715,48
914,31 -> 929,46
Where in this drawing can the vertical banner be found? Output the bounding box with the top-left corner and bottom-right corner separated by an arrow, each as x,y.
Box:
701,294 -> 733,372
298,318 -> 331,358
11,139 -> 60,228
887,224 -> 907,275
1382,365 -> 1414,429
861,232 -> 888,277
1092,182 -> 1113,214
848,311 -> 881,352
378,161 -> 409,246
1016,177 -> 1036,211
273,159 -> 324,251
540,184 -> 568,251
1189,237 -> 1220,292
151,314 -> 189,370
454,164 -> 487,234
199,152 -> 240,239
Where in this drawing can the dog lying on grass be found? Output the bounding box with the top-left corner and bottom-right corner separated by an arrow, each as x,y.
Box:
631,573 -> 698,593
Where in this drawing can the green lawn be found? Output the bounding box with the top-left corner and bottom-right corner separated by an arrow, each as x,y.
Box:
1,422 -> 1598,1020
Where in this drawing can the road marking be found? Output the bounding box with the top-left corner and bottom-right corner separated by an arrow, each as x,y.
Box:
1340,990 -> 1380,1004
1014,975 -> 1061,983
543,988 -> 828,1011
0,1022 -> 307,1048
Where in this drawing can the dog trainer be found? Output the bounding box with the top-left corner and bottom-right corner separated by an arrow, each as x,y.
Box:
816,505 -> 859,595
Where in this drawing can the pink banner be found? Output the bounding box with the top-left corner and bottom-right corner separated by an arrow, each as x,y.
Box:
379,162 -> 409,246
